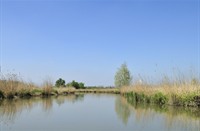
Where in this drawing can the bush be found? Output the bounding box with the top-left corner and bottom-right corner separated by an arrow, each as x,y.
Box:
79,82 -> 85,89
55,78 -> 66,87
0,90 -> 4,99
66,80 -> 85,89
172,93 -> 198,107
71,80 -> 79,89
17,89 -> 31,98
6,92 -> 15,99
31,89 -> 43,96
152,92 -> 168,105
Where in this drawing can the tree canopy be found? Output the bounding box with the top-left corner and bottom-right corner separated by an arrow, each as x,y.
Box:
66,80 -> 85,89
55,78 -> 66,87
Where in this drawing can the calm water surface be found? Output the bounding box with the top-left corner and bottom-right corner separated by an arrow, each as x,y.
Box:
0,94 -> 199,131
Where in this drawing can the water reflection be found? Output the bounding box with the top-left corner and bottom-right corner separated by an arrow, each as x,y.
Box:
0,94 -> 199,131
0,98 -> 37,125
55,94 -> 84,106
115,96 -> 130,124
0,94 -> 85,125
115,96 -> 200,131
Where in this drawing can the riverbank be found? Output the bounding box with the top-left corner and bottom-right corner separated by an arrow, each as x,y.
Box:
0,87 -> 120,99
120,83 -> 200,107
1,84 -> 200,108
0,74 -> 120,99
0,75 -> 200,108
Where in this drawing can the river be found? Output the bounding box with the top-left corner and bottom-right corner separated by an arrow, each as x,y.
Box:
0,94 -> 199,131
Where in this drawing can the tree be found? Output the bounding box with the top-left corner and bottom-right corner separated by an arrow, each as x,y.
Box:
115,63 -> 132,88
79,82 -> 85,89
55,78 -> 65,87
66,80 -> 85,89
71,80 -> 79,89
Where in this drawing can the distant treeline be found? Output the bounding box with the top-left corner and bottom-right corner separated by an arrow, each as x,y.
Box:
85,86 -> 115,89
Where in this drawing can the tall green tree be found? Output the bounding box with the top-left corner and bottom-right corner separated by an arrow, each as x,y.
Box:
55,78 -> 65,87
115,63 -> 132,88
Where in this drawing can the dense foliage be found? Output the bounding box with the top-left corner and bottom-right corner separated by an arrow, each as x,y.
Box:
66,80 -> 85,89
55,78 -> 66,87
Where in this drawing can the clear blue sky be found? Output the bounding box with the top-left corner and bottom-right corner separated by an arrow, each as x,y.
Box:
0,0 -> 199,86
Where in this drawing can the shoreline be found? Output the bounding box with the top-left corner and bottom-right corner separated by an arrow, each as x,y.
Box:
1,87 -> 200,108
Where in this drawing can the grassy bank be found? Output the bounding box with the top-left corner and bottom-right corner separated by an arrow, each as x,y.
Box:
1,74 -> 200,108
0,74 -> 119,99
121,82 -> 200,107
0,86 -> 120,99
0,74 -> 68,99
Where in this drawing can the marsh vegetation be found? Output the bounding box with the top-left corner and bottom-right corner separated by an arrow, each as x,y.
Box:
0,69 -> 200,108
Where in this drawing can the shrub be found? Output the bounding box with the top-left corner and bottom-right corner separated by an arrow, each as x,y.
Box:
71,80 -> 79,89
6,92 -> 15,99
152,92 -> 168,105
66,80 -> 85,89
172,93 -> 198,107
79,82 -> 85,89
0,90 -> 4,99
55,78 -> 65,87
17,89 -> 32,98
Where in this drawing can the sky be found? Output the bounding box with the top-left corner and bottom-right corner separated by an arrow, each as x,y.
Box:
0,0 -> 199,86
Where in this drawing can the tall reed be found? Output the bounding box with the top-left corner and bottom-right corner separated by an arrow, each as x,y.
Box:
121,75 -> 200,107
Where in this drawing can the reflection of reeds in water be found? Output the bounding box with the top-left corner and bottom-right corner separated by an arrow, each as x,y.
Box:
0,94 -> 85,125
41,97 -> 53,112
54,94 -> 85,106
0,98 -> 39,125
164,107 -> 200,131
115,96 -> 200,131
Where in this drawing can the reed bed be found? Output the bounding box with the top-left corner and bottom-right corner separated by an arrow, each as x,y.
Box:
1,73 -> 200,108
0,73 -> 119,99
121,80 -> 200,107
0,74 -> 37,99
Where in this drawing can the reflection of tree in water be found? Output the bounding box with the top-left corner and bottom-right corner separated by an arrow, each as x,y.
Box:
123,95 -> 200,131
55,94 -> 84,106
115,96 -> 131,124
55,96 -> 65,106
0,94 -> 85,126
74,94 -> 84,102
